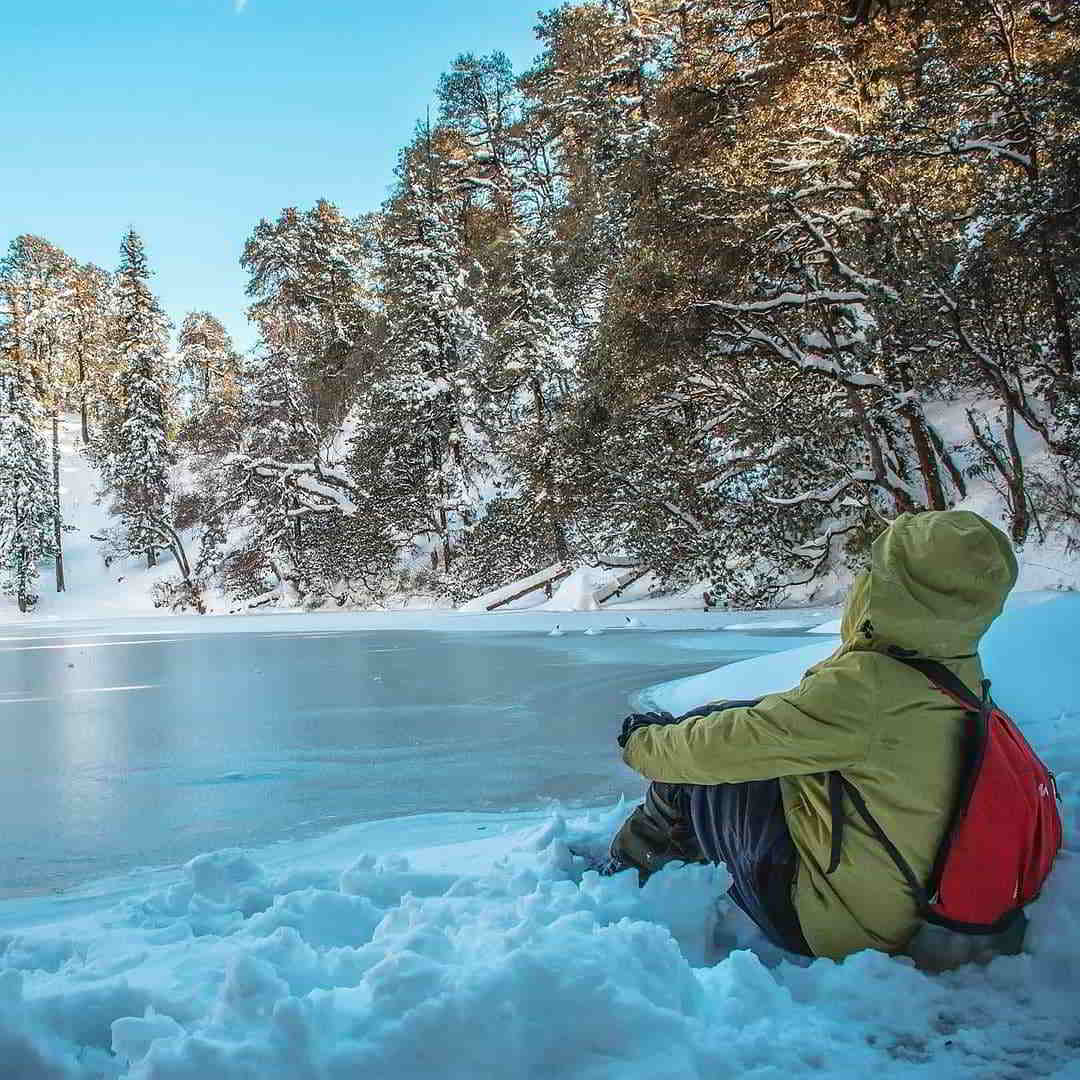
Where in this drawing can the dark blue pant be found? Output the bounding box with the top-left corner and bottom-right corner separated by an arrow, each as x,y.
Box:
611,700 -> 811,956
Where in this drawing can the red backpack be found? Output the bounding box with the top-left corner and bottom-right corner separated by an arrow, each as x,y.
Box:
827,655 -> 1063,935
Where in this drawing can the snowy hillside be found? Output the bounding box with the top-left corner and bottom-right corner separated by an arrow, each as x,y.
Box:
0,418 -> 180,622
1,595 -> 1076,1079
6,414 -> 1079,625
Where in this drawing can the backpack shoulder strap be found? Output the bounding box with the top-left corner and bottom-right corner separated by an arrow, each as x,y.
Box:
889,653 -> 987,713
832,774 -> 932,913
890,653 -> 991,833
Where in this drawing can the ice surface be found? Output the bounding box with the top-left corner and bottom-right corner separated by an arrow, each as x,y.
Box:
0,623 -> 814,898
0,596 -> 1076,1078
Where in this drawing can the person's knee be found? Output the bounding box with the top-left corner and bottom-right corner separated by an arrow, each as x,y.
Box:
607,807 -> 659,881
645,782 -> 687,827
608,786 -> 706,883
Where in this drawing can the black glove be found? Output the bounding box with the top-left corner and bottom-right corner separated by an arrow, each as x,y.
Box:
617,710 -> 678,749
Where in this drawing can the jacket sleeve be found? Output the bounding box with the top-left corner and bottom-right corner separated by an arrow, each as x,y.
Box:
622,651 -> 875,784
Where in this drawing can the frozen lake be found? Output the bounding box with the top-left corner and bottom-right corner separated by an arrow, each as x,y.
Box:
0,621 -> 813,898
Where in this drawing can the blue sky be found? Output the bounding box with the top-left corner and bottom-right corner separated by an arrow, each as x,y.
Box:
1,1 -> 546,350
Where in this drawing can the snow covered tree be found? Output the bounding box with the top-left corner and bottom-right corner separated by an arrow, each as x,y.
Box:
503,0 -> 1077,599
223,133 -> 493,601
438,52 -> 574,565
103,230 -> 184,572
0,349 -> 58,611
177,311 -> 240,402
367,142 -> 491,575
0,235 -> 79,593
209,203 -> 390,606
176,310 -> 245,463
69,262 -> 115,445
241,200 -> 376,435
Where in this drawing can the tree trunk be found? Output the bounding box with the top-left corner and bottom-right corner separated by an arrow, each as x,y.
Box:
531,375 -> 570,562
13,492 -> 28,612
1002,406 -> 1030,545
925,421 -> 967,499
895,366 -> 946,510
901,405 -> 946,509
158,521 -> 193,583
77,350 -> 89,444
847,386 -> 915,513
429,433 -> 452,572
966,408 -> 1029,545
52,411 -> 65,592
1041,239 -> 1075,377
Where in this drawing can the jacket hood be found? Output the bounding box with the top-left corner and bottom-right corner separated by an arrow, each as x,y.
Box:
840,511 -> 1018,657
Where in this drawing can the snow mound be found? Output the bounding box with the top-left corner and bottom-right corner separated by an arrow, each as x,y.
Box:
539,566 -> 606,611
642,639 -> 836,715
3,789 -> 1077,1079
0,808 -> 734,1080
459,563 -> 569,612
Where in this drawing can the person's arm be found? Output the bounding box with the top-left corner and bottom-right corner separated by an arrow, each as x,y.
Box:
621,651 -> 875,784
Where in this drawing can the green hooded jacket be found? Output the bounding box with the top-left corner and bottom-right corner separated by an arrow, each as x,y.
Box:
622,511 -> 1018,960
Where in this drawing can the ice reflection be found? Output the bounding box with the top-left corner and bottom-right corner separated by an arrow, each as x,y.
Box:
0,625 -> 810,897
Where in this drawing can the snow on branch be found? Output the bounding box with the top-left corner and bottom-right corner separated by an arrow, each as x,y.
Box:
946,137 -> 1033,171
695,290 -> 869,315
788,182 -> 857,202
459,176 -> 500,191
711,316 -> 885,390
701,438 -> 795,490
799,353 -> 884,388
232,456 -> 365,517
791,207 -> 899,301
889,132 -> 1034,172
763,477 -> 854,507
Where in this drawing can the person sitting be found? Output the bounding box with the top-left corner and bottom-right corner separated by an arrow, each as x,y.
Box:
609,510 -> 1018,960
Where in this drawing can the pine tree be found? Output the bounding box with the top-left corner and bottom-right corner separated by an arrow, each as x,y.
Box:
374,154 -> 491,574
0,236 -> 79,593
70,262 -> 115,445
105,230 -> 175,569
177,311 -> 240,401
438,52 -> 573,564
241,200 -> 376,434
0,350 -> 57,611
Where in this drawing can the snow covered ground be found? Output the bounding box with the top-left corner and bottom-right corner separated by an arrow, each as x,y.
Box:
1,594 -> 1077,1079
1,419 -> 183,623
